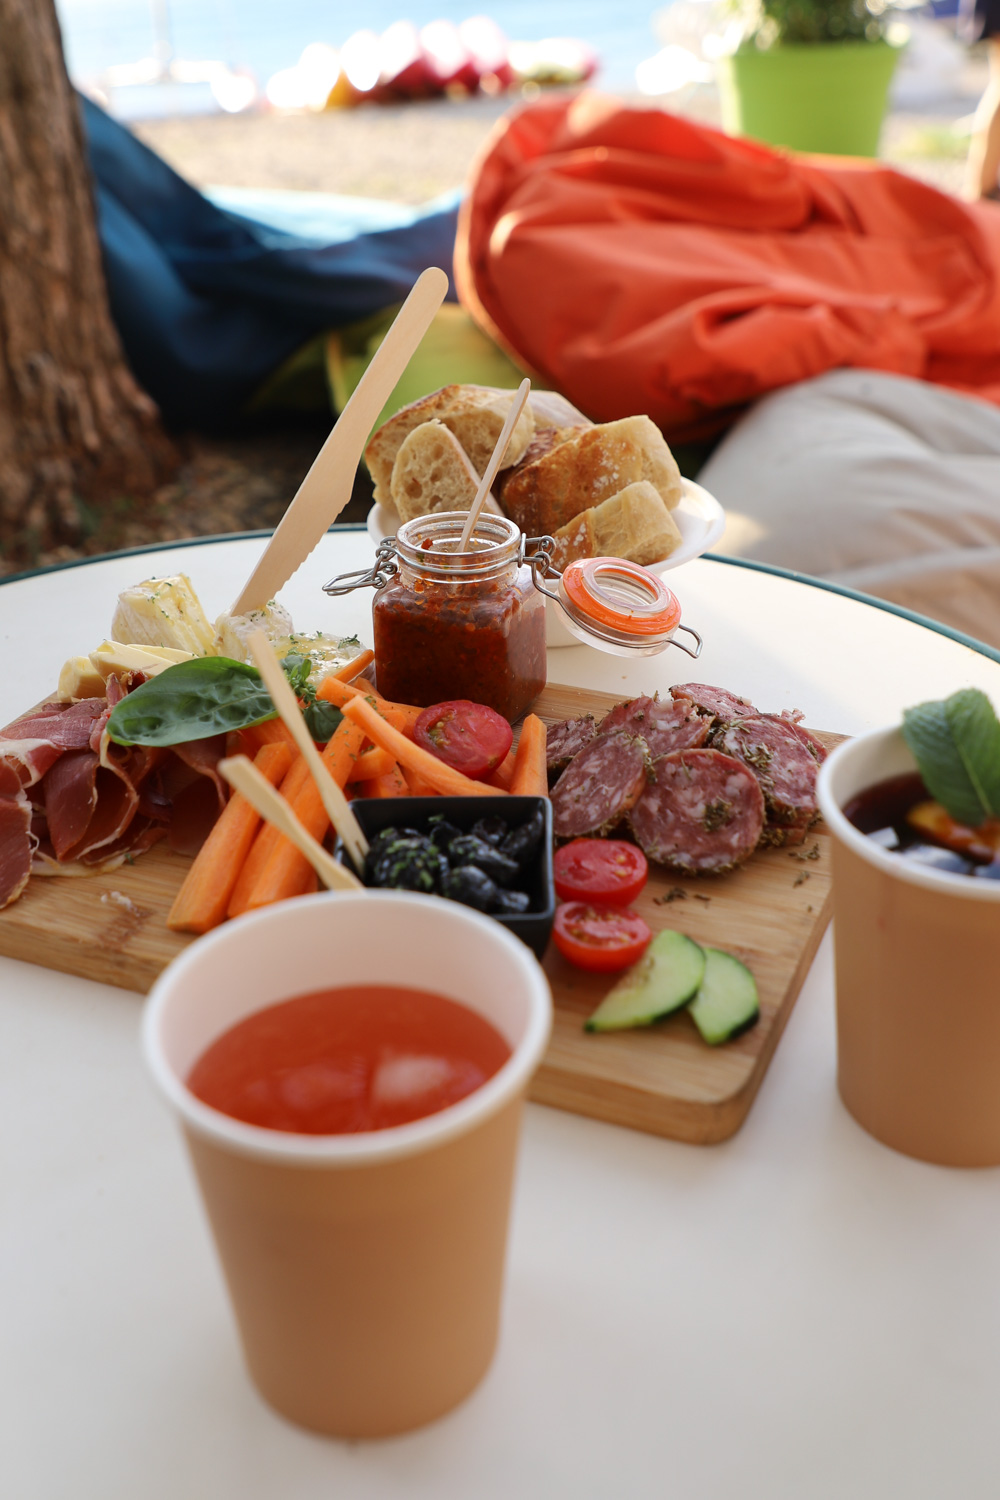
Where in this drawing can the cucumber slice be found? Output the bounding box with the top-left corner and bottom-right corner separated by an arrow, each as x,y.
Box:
688,948 -> 760,1045
584,929 -> 706,1032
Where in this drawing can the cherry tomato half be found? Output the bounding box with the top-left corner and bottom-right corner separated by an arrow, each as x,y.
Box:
414,700 -> 513,780
553,839 -> 649,906
552,902 -> 653,973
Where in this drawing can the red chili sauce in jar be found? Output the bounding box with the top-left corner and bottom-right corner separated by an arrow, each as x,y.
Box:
373,513 -> 546,721
187,983 -> 512,1135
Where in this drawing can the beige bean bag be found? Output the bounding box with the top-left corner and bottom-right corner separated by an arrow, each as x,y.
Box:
699,370 -> 1000,650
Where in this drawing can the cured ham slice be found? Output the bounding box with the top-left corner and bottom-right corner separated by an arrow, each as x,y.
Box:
0,699 -> 108,787
0,683 -> 228,909
0,761 -> 34,909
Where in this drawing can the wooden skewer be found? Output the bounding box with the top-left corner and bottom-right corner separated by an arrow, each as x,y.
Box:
246,629 -> 369,870
219,756 -> 363,893
458,377 -> 531,553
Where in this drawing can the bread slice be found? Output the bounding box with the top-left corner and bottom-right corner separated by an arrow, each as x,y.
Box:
365,385 -> 536,504
550,481 -> 683,571
390,420 -> 482,522
494,424 -> 589,508
499,415 -> 683,537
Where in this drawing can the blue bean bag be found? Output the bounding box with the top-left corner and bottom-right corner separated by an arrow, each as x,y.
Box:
80,95 -> 460,427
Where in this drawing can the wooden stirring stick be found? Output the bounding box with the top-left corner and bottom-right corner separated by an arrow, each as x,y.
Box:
219,756 -> 363,893
246,629 -> 369,871
458,377 -> 531,553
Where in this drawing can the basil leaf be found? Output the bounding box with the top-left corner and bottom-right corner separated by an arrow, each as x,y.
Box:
902,689 -> 1000,827
303,698 -> 344,743
107,657 -> 277,746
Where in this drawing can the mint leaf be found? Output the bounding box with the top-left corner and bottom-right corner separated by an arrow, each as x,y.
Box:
944,689 -> 1000,821
902,689 -> 1000,827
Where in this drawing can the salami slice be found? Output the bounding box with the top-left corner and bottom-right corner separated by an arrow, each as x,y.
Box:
670,683 -> 758,724
546,714 -> 597,776
551,730 -> 648,840
597,695 -> 709,758
762,713 -> 828,766
628,748 -> 765,874
715,715 -> 820,843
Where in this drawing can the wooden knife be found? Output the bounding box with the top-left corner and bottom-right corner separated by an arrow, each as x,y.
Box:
230,264 -> 449,615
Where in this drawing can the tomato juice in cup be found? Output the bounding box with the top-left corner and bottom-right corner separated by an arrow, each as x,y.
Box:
143,889 -> 552,1437
187,983 -> 512,1135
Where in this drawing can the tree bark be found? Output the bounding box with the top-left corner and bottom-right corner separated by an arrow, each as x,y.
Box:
0,0 -> 178,559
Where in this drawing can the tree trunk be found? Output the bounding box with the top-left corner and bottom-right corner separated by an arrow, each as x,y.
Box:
0,0 -> 178,560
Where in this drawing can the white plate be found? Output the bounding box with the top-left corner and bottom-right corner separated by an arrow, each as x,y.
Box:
366,478 -> 726,648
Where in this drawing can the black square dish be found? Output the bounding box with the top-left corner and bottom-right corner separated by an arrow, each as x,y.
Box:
334,795 -> 555,959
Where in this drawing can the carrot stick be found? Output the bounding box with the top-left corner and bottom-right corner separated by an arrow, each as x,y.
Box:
510,714 -> 548,798
487,745 -> 516,790
381,704 -> 424,738
316,675 -> 384,710
240,718 -> 297,754
330,647 -> 375,682
316,674 -> 422,728
365,763 -> 409,798
167,740 -> 293,933
345,746 -> 395,783
227,753 -> 310,917
341,695 -> 506,797
402,766 -> 440,797
244,717 -> 368,910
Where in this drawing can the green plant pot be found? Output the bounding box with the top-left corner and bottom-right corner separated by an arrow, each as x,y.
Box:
716,40 -> 902,157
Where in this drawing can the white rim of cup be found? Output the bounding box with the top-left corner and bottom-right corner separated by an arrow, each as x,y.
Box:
142,890 -> 554,1167
817,725 -> 1000,904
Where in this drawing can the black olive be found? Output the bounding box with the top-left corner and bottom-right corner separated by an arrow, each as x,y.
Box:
500,807 -> 545,869
427,816 -> 463,854
441,865 -> 500,911
448,834 -> 521,887
491,887 -> 531,915
369,836 -> 448,894
470,816 -> 509,847
362,826 -> 423,881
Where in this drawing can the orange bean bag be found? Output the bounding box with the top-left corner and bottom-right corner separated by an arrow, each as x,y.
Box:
455,93 -> 1000,441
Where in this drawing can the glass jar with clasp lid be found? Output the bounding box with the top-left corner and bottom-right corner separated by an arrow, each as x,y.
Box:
323,512 -> 702,717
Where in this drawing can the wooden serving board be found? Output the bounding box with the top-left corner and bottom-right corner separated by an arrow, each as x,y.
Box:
0,683 -> 837,1145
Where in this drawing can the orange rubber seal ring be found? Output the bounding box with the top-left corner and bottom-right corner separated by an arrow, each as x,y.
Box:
561,558 -> 682,638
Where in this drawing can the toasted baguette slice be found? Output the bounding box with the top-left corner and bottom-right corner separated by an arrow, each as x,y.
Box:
390,420 -> 483,522
494,424 -> 590,508
550,481 -> 683,571
365,384 -> 536,504
500,415 -> 683,537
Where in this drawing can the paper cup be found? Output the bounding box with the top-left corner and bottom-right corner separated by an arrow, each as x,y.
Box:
818,728 -> 1000,1167
143,890 -> 552,1437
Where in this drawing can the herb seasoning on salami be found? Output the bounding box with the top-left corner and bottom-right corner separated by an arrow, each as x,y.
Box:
598,695 -> 709,758
551,731 -> 648,840
670,683 -> 758,725
714,716 -> 820,845
546,714 -> 597,777
628,748 -> 765,873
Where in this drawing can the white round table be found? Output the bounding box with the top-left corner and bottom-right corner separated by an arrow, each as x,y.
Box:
3,531 -> 999,1500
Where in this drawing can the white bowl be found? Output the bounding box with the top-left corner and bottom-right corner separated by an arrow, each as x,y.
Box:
366,477 -> 725,649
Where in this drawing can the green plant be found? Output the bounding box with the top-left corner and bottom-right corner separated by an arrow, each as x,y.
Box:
737,0 -> 892,45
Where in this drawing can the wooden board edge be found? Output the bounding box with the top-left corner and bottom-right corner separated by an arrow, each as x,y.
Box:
529,889 -> 834,1144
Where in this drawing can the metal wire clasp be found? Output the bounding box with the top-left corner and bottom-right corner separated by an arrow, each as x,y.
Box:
323,537 -> 399,596
525,534 -> 558,598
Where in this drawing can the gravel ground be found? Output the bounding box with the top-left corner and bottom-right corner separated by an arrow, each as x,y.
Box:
7,75 -> 987,576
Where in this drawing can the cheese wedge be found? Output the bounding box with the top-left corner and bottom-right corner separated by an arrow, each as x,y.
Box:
111,575 -> 216,655
89,642 -> 195,679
